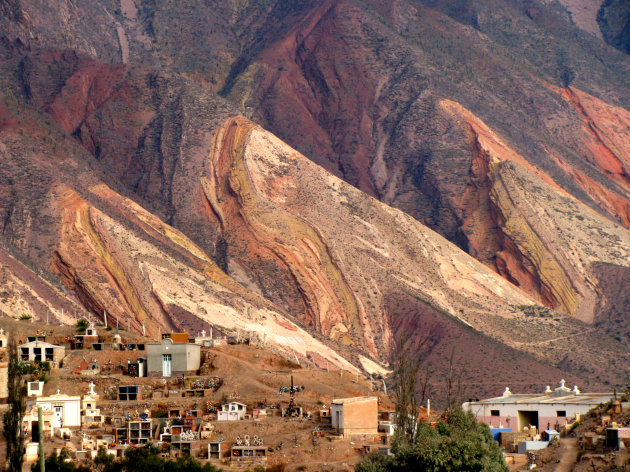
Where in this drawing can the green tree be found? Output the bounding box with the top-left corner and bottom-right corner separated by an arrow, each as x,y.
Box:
3,334 -> 26,472
356,408 -> 507,472
76,319 -> 89,332
32,449 -> 92,472
92,445 -> 222,472
93,446 -> 117,472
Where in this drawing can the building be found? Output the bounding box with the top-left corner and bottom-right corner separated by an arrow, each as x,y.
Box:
128,357 -> 147,377
331,396 -> 379,438
463,380 -> 613,432
27,380 -> 44,397
72,325 -> 99,349
0,327 -> 7,350
33,391 -> 82,428
117,385 -> 142,401
81,383 -> 103,426
146,335 -> 201,378
218,402 -> 247,421
23,404 -> 56,438
0,361 -> 8,402
19,340 -> 65,364
208,441 -> 230,460
231,445 -> 267,468
127,419 -> 152,445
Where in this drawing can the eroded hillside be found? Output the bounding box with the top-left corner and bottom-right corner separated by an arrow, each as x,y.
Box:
1,0 -> 630,396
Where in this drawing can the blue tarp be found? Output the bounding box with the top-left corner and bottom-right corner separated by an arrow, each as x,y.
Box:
490,428 -> 512,441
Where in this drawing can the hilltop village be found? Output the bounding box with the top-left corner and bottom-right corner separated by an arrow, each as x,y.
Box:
1,315 -> 628,472
0,317 -> 404,471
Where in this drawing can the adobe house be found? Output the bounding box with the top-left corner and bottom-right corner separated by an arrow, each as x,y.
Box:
463,380 -> 613,432
331,396 -> 379,438
19,340 -> 65,364
146,334 -> 201,378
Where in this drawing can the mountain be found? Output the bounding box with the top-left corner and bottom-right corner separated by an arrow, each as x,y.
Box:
1,0 -> 630,398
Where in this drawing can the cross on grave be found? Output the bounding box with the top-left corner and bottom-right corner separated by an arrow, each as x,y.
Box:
0,328 -> 5,335
88,382 -> 96,395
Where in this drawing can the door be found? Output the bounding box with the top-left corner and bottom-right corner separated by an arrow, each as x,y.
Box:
163,354 -> 172,377
54,406 -> 63,428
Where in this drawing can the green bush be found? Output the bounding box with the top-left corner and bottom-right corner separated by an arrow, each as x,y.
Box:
76,319 -> 89,333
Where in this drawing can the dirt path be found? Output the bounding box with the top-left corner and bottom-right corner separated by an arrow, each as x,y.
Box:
554,437 -> 578,472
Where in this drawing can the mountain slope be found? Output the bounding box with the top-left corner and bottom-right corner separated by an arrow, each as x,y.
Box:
1,0 -> 630,397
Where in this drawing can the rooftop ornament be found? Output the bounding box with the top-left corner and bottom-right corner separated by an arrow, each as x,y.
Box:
502,387 -> 512,397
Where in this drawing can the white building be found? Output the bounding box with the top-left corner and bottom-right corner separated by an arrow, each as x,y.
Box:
463,380 -> 612,432
33,391 -> 82,428
19,340 -> 65,364
27,381 -> 44,397
218,402 -> 247,421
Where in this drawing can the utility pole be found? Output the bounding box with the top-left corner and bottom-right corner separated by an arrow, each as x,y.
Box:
38,407 -> 45,472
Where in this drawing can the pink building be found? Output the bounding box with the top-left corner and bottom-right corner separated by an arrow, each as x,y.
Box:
463,380 -> 612,432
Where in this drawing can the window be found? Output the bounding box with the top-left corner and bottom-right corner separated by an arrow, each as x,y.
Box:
490,410 -> 500,417
556,411 -> 566,417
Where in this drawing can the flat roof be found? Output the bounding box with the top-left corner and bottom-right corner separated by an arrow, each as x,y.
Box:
19,341 -> 63,349
466,393 -> 612,406
332,396 -> 378,405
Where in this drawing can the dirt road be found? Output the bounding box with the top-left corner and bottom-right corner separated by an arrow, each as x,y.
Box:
554,437 -> 578,472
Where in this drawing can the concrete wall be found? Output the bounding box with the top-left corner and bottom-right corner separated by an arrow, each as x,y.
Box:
146,339 -> 201,377
517,441 -> 549,454
332,398 -> 378,437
